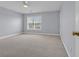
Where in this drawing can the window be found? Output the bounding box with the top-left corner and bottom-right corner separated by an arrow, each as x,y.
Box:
27,16 -> 41,30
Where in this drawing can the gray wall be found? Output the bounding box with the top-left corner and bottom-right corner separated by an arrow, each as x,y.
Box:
0,7 -> 23,36
75,2 -> 79,57
60,2 -> 75,57
24,11 -> 60,34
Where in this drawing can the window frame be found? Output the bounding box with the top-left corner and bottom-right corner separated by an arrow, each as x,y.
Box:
27,16 -> 41,30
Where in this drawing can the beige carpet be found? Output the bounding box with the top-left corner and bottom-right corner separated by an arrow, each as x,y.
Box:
0,34 -> 68,57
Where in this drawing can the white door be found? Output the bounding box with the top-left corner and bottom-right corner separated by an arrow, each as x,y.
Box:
75,2 -> 79,57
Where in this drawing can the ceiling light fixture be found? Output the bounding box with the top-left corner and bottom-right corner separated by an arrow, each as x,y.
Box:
24,4 -> 28,8
23,1 -> 28,8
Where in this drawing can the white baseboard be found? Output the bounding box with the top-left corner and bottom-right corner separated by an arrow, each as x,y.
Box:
0,32 -> 60,40
60,36 -> 70,57
23,32 -> 60,36
0,33 -> 22,40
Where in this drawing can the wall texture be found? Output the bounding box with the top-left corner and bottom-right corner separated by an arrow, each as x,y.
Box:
60,2 -> 75,57
0,7 -> 23,36
24,11 -> 60,35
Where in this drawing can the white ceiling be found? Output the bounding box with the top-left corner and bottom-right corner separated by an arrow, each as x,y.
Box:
0,1 -> 63,14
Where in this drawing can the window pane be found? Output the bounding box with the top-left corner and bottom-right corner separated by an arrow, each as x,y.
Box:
34,23 -> 41,30
29,23 -> 34,29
